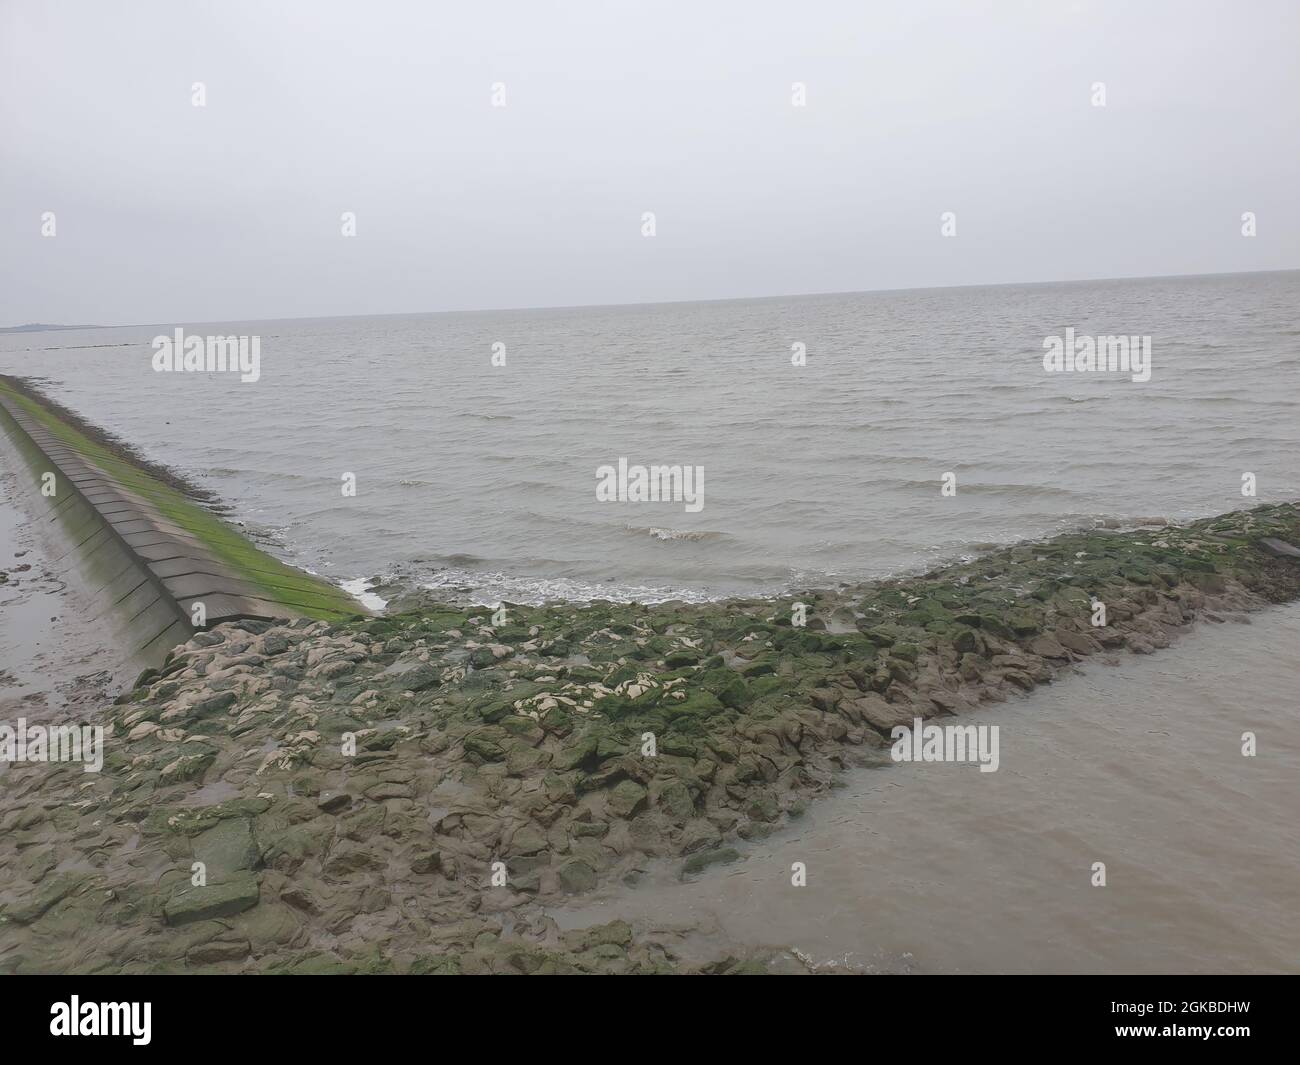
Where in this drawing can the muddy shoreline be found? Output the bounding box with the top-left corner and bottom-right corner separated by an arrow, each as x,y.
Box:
2,501 -> 1298,973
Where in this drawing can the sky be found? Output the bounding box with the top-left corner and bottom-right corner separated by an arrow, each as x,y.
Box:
2,0 -> 1297,326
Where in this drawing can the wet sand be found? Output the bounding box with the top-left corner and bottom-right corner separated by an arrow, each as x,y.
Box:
550,603 -> 1300,974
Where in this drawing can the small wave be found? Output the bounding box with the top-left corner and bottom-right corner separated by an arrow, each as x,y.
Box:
416,569 -> 727,606
40,342 -> 137,351
628,525 -> 725,542
421,552 -> 489,567
960,482 -> 1084,500
1083,514 -> 1173,530
884,478 -> 1084,500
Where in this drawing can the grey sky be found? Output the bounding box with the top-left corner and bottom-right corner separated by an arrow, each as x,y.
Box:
2,0 -> 1297,326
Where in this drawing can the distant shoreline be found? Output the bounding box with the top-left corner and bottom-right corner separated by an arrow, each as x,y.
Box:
0,323 -> 102,334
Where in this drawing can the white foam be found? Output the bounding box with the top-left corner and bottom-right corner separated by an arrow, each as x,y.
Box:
339,577 -> 388,612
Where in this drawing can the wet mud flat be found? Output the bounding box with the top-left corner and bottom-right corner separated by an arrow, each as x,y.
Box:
2,501 -> 1298,973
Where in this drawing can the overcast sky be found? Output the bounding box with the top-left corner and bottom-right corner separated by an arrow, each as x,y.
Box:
2,0 -> 1297,326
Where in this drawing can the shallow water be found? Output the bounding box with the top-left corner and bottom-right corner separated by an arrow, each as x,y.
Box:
550,603 -> 1300,974
3,271 -> 1297,603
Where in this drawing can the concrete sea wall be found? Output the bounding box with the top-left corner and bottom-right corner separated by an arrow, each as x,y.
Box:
0,377 -> 362,667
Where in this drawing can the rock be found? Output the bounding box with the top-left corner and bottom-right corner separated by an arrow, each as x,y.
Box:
681,847 -> 741,878
279,887 -> 320,913
505,744 -> 548,776
192,818 -> 260,881
364,781 -> 413,800
263,634 -> 290,655
556,858 -> 597,893
191,691 -> 237,719
159,745 -> 217,784
1056,629 -> 1102,655
1028,634 -> 1069,660
662,690 -> 725,720
846,694 -> 916,734
186,939 -> 250,965
679,819 -> 722,853
463,731 -> 505,762
699,668 -> 751,709
1000,669 -> 1035,691
505,825 -> 547,857
1,873 -> 84,924
606,780 -> 648,819
316,659 -> 355,680
469,647 -> 498,669
397,664 -> 441,692
411,851 -> 443,875
127,720 -> 161,741
563,920 -> 633,952
164,872 -> 260,926
1005,611 -> 1042,636
322,842 -> 382,876
978,614 -> 1014,639
1258,537 -> 1300,559
316,791 -> 352,814
927,689 -> 964,713
808,687 -> 840,712
655,779 -> 695,820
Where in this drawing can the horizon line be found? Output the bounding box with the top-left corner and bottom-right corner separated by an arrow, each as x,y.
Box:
6,265 -> 1298,333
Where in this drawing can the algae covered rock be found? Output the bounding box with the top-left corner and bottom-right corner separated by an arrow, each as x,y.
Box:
163,873 -> 260,926
192,817 -> 260,882
557,858 -> 597,893
606,779 -> 648,819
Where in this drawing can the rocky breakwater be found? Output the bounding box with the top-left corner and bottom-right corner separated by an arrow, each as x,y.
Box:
2,502 -> 1299,974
